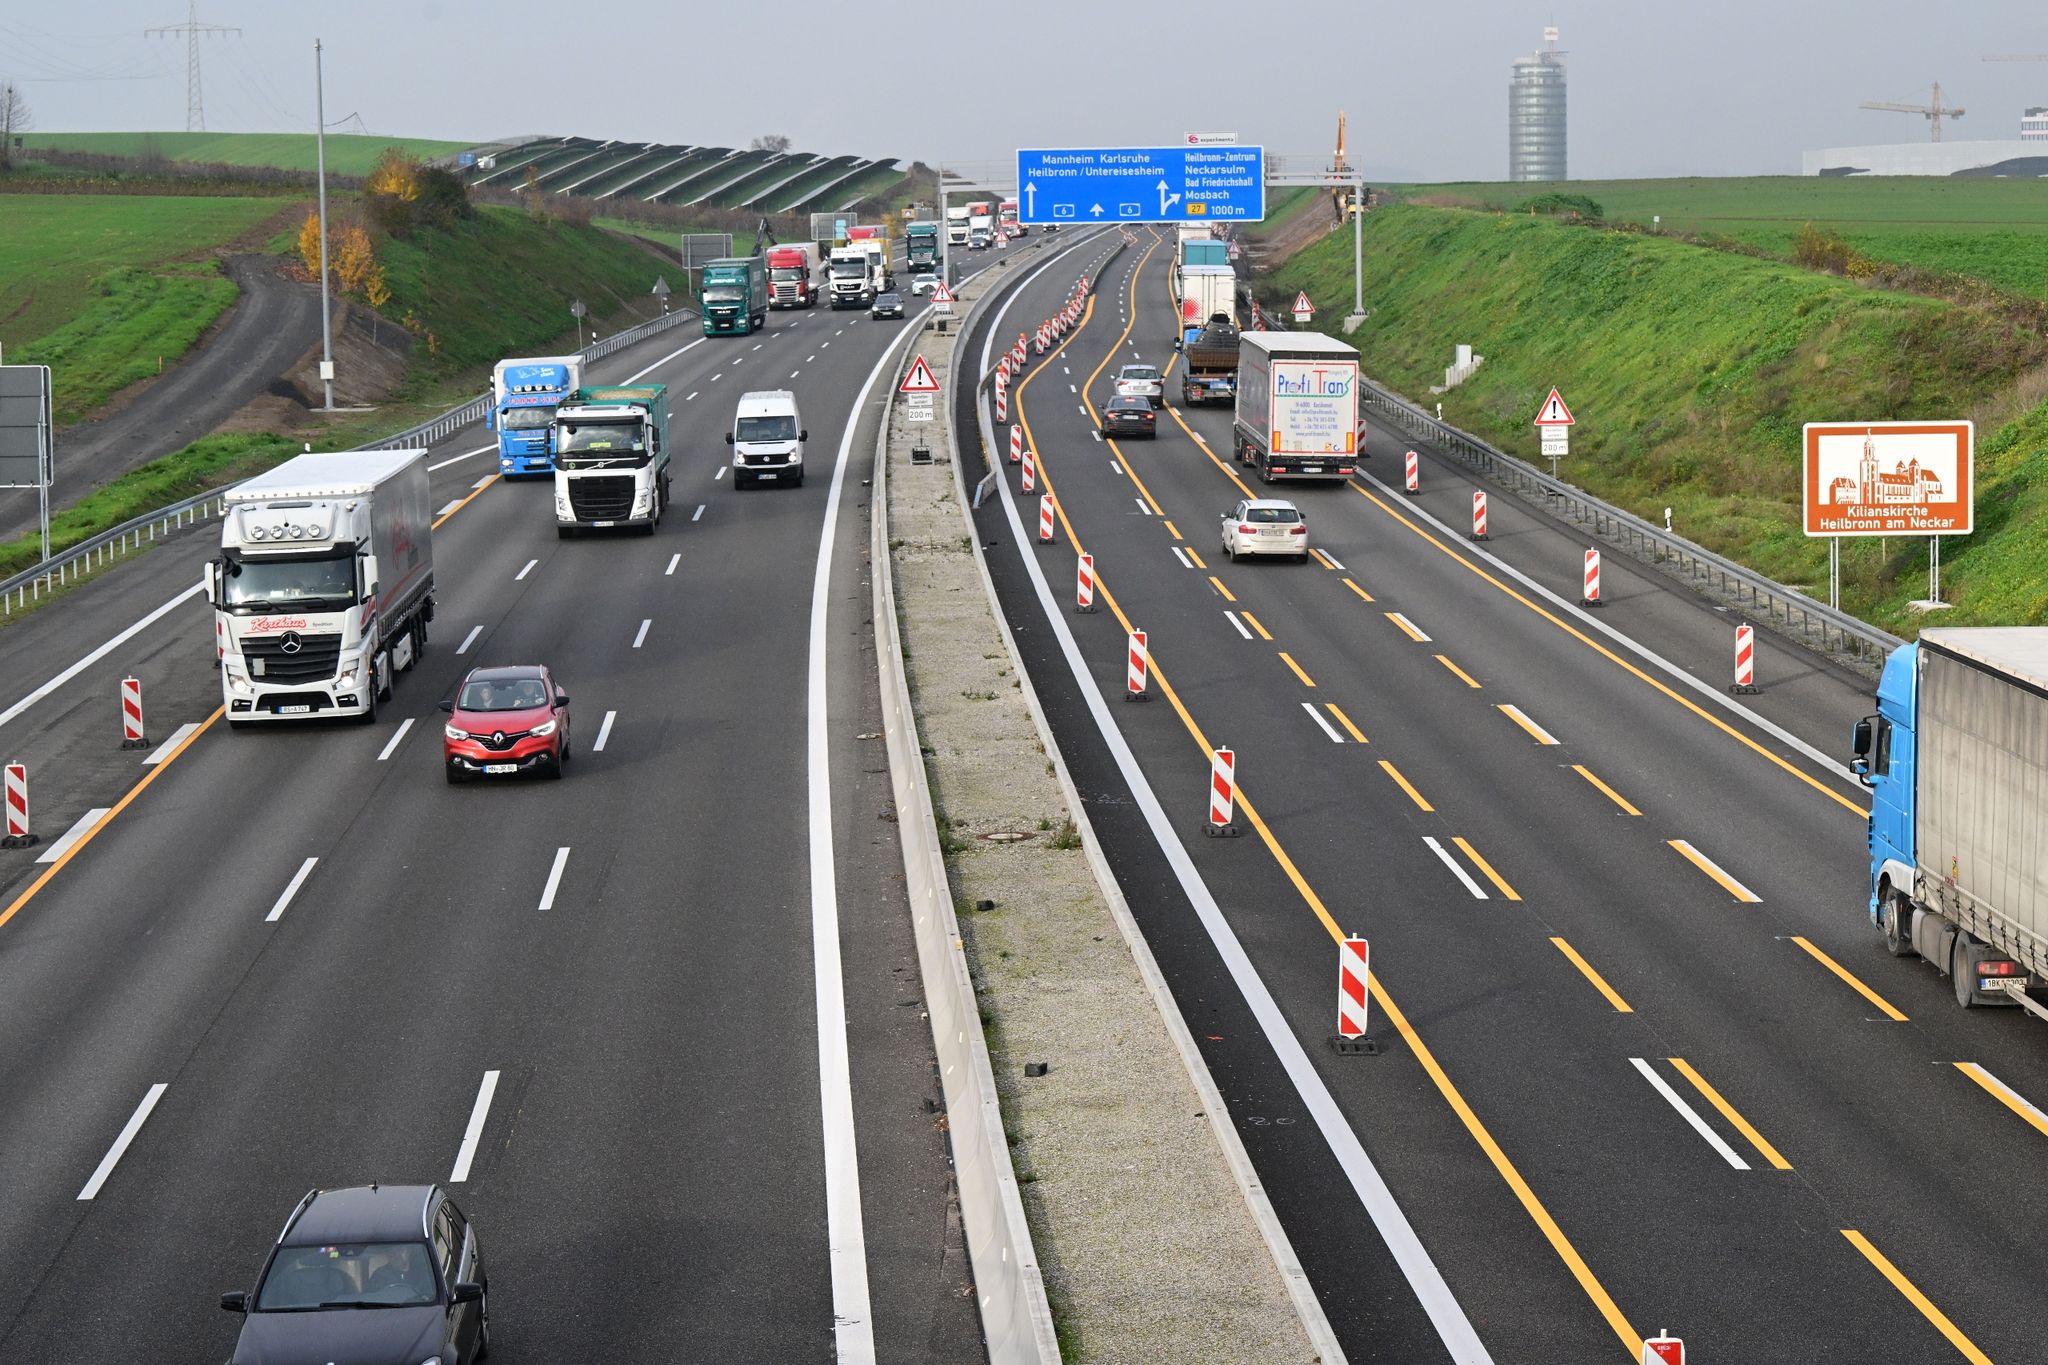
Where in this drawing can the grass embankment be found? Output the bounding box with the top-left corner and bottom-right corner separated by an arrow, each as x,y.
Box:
1405,177 -> 2048,300
594,218 -> 757,260
20,132 -> 475,176
1267,203 -> 2048,630
0,195 -> 288,419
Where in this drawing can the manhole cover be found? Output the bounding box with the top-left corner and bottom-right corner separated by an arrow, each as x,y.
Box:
979,831 -> 1037,843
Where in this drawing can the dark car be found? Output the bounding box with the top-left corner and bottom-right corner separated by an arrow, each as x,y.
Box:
869,291 -> 905,320
1101,394 -> 1158,439
441,664 -> 571,782
221,1184 -> 491,1364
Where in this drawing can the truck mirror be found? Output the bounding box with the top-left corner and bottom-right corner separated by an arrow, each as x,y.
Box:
201,563 -> 218,605
725,432 -> 735,445
361,554 -> 380,600
800,430 -> 809,442
1851,716 -> 1874,759
485,409 -> 495,430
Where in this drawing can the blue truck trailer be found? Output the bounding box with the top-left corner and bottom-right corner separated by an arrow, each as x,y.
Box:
488,355 -> 584,476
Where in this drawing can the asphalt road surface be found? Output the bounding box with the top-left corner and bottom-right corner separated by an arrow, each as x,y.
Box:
963,228 -> 2048,1364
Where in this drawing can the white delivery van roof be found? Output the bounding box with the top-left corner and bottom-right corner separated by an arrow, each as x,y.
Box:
1239,331 -> 1359,360
225,449 -> 428,502
736,389 -> 798,419
1921,628 -> 2048,693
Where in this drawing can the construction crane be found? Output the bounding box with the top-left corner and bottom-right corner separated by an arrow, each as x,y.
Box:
1860,83 -> 1964,141
1330,111 -> 1352,219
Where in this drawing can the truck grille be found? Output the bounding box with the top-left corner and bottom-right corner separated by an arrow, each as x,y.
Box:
568,475 -> 636,521
242,632 -> 342,684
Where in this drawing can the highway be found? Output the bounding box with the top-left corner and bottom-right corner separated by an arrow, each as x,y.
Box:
964,228 -> 2048,1363
0,257 -> 1020,1360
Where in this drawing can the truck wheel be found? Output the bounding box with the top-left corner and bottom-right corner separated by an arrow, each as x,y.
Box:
1953,938 -> 1980,1009
1882,892 -> 1915,957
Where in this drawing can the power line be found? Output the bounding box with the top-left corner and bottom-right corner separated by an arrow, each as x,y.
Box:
143,1 -> 239,133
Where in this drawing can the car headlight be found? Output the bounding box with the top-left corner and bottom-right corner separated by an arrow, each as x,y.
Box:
419,1357 -> 443,1365
444,725 -> 470,740
336,667 -> 358,688
530,719 -> 557,738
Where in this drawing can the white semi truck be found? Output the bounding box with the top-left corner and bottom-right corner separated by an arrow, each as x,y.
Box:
1232,332 -> 1363,483
209,449 -> 435,727
828,242 -> 887,308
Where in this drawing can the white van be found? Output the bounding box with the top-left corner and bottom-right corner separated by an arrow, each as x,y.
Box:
727,390 -> 808,488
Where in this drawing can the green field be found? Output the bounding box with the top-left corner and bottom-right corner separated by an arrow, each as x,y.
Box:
1402,176 -> 2048,298
1267,203 -> 2048,631
594,218 -> 757,260
21,131 -> 476,177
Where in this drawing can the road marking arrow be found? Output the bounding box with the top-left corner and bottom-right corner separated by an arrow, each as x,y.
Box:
1158,179 -> 1182,215
1025,181 -> 1036,216
1090,203 -> 1105,217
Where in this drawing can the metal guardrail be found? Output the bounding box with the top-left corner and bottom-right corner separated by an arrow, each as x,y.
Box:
1,307 -> 699,617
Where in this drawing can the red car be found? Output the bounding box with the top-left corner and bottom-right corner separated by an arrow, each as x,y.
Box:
440,665 -> 571,782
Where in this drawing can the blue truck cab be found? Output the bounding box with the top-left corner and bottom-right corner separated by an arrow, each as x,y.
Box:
1857,641 -> 1919,923
488,356 -> 584,477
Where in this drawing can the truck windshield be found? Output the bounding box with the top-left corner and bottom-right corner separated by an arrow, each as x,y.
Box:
737,415 -> 798,443
556,420 -> 648,467
500,406 -> 555,430
703,287 -> 743,303
830,262 -> 865,277
222,552 -> 357,610
770,268 -> 806,281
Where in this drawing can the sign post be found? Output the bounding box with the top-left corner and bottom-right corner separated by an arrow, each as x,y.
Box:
0,364 -> 54,563
1534,387 -> 1574,479
1015,145 -> 1265,225
1802,420 -> 1973,610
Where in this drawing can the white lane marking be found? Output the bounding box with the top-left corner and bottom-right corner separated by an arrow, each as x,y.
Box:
1171,547 -> 1192,569
822,341 -> 831,348
632,619 -> 651,649
142,722 -> 198,764
808,354 -> 817,363
686,391 -> 699,401
0,585 -> 204,736
753,343 -> 764,351
456,626 -> 483,655
515,558 -> 538,581
692,504 -> 706,522
37,808 -> 110,864
264,856 -> 320,923
621,335 -> 706,383
1303,703 -> 1346,743
471,476 -> 493,490
376,717 -> 415,762
1631,1057 -> 1749,1170
1078,404 -> 1088,417
1070,383 -> 1078,393
712,372 -> 723,382
1319,549 -> 1348,570
1135,499 -> 1152,516
1357,467 -> 1860,785
1424,836 -> 1487,899
1499,703 -> 1559,746
734,356 -> 745,365
449,1070 -> 501,1183
437,500 -> 464,518
1063,365 -> 1071,374
1387,611 -> 1432,642
76,1083 -> 168,1201
983,266 -> 1495,1364
665,553 -> 681,575
1109,459 -> 1122,473
1092,431 -> 1103,443
538,847 -> 570,911
593,710 -> 616,752
429,443 -> 495,472
791,370 -> 801,380
715,466 -> 729,481
1225,611 -> 1253,640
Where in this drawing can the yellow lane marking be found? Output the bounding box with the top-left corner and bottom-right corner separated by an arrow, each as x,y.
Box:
1278,652 -> 1316,688
1309,547 -> 1339,570
1954,1063 -> 2048,1141
1325,703 -> 1369,744
1208,575 -> 1236,603
1160,398 -> 1260,501
1551,937 -> 1633,1012
0,707 -> 222,933
1349,483 -> 1868,818
1341,577 -> 1376,603
432,474 -> 498,529
1378,760 -> 1434,812
1452,837 -> 1521,901
1668,839 -> 1761,903
1667,1057 -> 1792,1169
1370,979 -> 1645,1357
1841,1230 -> 1996,1365
1498,703 -> 1560,746
1788,935 -> 1909,1021
1185,547 -> 1207,570
1164,520 -> 1182,541
1435,654 -> 1481,688
1385,612 -> 1428,643
1572,765 -> 1642,816
1238,610 -> 1273,641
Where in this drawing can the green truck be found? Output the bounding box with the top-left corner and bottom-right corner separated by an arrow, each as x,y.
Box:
551,384 -> 673,535
906,221 -> 941,274
701,257 -> 768,336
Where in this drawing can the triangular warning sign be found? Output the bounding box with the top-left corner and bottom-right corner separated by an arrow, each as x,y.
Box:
930,282 -> 955,304
1292,290 -> 1314,315
900,355 -> 941,394
1534,388 -> 1575,426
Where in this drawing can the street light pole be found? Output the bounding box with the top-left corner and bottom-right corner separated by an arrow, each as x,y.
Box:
313,38 -> 335,410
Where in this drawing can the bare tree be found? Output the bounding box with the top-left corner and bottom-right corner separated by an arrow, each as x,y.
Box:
0,81 -> 32,170
749,134 -> 791,155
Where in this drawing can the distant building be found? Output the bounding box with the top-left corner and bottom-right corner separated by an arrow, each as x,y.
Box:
1509,27 -> 1567,182
1827,432 -> 1945,506
1802,139 -> 2048,176
2024,107 -> 2048,142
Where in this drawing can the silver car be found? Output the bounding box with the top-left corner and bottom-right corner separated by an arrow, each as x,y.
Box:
1114,363 -> 1163,409
1220,498 -> 1309,562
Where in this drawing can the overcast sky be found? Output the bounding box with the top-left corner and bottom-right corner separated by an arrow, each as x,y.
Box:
5,1 -> 2045,182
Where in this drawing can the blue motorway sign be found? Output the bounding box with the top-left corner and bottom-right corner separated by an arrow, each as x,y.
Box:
1016,146 -> 1265,225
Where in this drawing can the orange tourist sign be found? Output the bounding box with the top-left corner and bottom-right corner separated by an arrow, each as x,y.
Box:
1802,420 -> 1973,537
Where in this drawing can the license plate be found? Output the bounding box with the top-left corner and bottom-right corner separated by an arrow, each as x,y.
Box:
276,704 -> 311,714
758,472 -> 778,481
593,521 -> 614,528
484,763 -> 518,774
1262,529 -> 1284,537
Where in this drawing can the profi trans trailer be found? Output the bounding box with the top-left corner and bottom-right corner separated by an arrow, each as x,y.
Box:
1232,332 -> 1362,483
210,449 -> 435,728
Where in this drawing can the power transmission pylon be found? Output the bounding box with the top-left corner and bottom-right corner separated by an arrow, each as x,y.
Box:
144,1 -> 240,133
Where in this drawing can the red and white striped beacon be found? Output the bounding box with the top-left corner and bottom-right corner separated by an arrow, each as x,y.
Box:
1075,553 -> 1097,613
2,762 -> 32,848
1404,450 -> 1420,494
1205,747 -> 1239,837
1640,1331 -> 1684,1365
1582,549 -> 1604,607
1038,493 -> 1055,543
1471,491 -> 1489,541
1124,629 -> 1150,702
1337,937 -> 1370,1039
1008,424 -> 1023,465
120,676 -> 148,748
1021,447 -> 1037,493
1732,623 -> 1759,693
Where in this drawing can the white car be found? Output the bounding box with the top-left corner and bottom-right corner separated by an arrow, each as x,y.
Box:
1220,498 -> 1309,562
1114,363 -> 1163,408
910,272 -> 941,296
